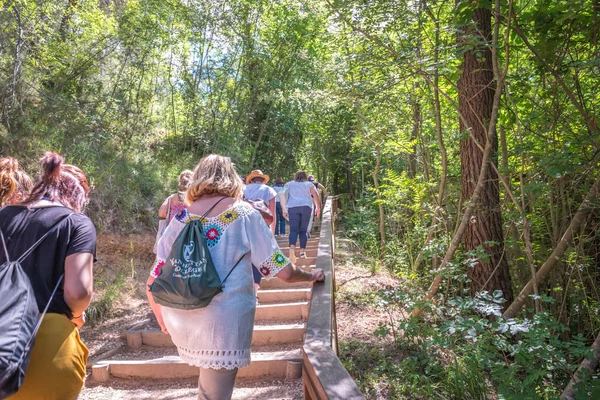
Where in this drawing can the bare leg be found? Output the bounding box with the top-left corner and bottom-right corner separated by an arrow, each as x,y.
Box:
198,367 -> 238,400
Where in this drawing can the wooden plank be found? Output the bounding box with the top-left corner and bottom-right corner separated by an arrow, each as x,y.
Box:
303,346 -> 364,400
304,197 -> 334,348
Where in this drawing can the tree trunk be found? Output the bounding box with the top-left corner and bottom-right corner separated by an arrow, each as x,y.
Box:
372,145 -> 386,259
458,6 -> 513,304
59,0 -> 79,40
408,99 -> 420,178
346,153 -> 353,196
503,173 -> 600,319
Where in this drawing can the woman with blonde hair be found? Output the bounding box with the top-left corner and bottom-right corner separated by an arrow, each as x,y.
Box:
146,154 -> 324,400
1,152 -> 95,399
0,156 -> 33,208
158,169 -> 194,222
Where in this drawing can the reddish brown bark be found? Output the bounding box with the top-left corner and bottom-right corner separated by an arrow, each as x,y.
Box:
458,6 -> 514,304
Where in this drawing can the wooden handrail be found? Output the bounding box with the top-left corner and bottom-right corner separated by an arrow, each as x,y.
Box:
302,196 -> 365,400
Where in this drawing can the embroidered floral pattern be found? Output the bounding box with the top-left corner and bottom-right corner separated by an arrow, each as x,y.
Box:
173,204 -> 252,249
258,250 -> 289,278
174,209 -> 189,222
259,265 -> 272,276
150,259 -> 165,278
169,203 -> 187,222
272,251 -> 287,267
219,209 -> 239,225
204,224 -> 222,247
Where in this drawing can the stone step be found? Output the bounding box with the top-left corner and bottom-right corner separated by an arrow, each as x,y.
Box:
126,322 -> 306,348
288,258 -> 315,267
277,239 -> 319,246
278,248 -> 317,257
259,278 -> 312,290
258,288 -> 311,303
92,349 -> 303,380
256,301 -> 309,321
278,243 -> 319,249
80,377 -> 302,400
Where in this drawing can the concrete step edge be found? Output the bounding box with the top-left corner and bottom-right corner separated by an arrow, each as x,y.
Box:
92,350 -> 303,380
128,323 -> 305,338
256,301 -> 309,309
258,288 -> 311,294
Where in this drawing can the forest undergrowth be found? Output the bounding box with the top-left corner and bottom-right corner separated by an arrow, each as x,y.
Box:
337,208 -> 600,400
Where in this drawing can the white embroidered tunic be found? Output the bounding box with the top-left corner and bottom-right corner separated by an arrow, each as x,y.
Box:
151,201 -> 289,369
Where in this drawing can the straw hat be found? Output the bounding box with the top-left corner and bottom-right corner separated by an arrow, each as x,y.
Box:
246,170 -> 270,184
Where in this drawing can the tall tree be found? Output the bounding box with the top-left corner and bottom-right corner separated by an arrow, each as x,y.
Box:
457,3 -> 513,303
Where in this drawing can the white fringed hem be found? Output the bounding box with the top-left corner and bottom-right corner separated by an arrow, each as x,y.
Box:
177,347 -> 251,370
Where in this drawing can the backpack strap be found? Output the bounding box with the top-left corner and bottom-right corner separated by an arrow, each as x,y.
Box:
16,213 -> 74,264
220,252 -> 248,289
0,230 -> 10,262
19,273 -> 65,364
200,197 -> 228,220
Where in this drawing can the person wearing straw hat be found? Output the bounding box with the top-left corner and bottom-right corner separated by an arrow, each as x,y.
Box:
244,170 -> 277,304
244,170 -> 277,234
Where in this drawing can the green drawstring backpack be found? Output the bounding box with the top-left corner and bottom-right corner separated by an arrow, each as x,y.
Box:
150,198 -> 245,309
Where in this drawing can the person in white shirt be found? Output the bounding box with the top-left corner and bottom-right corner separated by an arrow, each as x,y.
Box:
279,170 -> 321,262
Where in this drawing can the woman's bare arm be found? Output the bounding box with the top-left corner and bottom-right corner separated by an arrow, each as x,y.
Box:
64,252 -> 94,328
276,263 -> 324,282
146,275 -> 168,334
279,193 -> 288,218
317,183 -> 328,198
158,196 -> 170,218
310,186 -> 322,215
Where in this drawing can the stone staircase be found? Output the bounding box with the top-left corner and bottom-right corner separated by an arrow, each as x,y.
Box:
90,236 -> 319,399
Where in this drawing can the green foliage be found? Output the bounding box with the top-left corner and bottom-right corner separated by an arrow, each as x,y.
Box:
86,273 -> 126,326
342,198 -> 381,259
342,283 -> 597,399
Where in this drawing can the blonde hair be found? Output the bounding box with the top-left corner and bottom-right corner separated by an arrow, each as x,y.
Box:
178,169 -> 194,192
0,157 -> 32,207
186,154 -> 244,204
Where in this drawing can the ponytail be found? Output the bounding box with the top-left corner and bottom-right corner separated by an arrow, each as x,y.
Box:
23,152 -> 89,213
40,152 -> 64,187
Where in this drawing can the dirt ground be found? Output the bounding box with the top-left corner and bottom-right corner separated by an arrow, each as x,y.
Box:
333,238 -> 402,343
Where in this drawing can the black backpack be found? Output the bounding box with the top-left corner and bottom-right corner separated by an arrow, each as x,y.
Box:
0,213 -> 72,398
150,198 -> 245,310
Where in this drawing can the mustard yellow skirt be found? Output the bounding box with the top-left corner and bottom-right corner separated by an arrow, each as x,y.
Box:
8,313 -> 88,400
